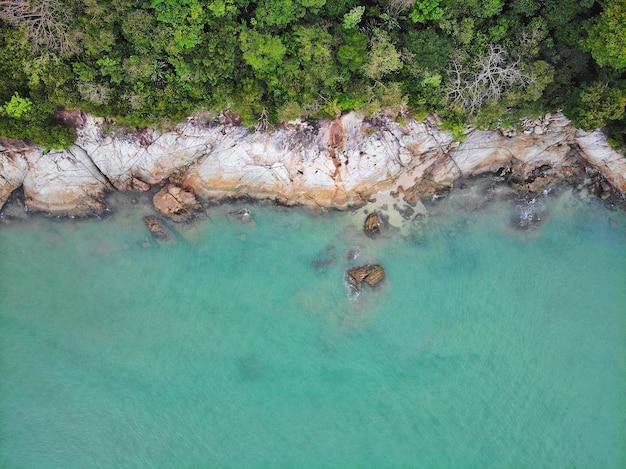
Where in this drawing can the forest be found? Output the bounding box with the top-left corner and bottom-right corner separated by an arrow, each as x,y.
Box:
0,0 -> 624,149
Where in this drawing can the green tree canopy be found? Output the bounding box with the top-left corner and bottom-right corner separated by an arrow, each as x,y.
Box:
582,0 -> 626,71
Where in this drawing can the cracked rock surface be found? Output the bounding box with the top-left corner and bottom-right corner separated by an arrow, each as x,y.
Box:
1,112 -> 624,216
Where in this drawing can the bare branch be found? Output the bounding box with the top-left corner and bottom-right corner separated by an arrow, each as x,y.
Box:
255,108 -> 269,132
0,0 -> 77,54
445,44 -> 535,114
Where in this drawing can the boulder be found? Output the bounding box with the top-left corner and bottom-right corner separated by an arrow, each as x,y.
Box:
152,184 -> 202,222
364,212 -> 385,238
346,264 -> 386,291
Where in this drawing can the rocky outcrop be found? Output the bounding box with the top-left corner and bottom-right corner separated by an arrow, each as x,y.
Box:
152,184 -> 202,223
346,264 -> 386,291
364,212 -> 386,238
575,129 -> 626,194
76,115 -> 214,190
1,111 -> 624,217
0,145 -> 34,209
22,145 -> 112,215
181,112 -> 420,208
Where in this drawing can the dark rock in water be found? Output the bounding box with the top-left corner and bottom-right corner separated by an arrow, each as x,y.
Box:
395,203 -> 415,220
346,264 -> 385,291
364,212 -> 385,238
312,245 -> 336,270
228,207 -> 254,224
143,215 -> 175,243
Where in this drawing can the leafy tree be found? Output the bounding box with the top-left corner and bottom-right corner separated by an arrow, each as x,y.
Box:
239,28 -> 286,74
254,0 -> 326,29
403,28 -> 451,72
570,81 -> 626,130
362,29 -> 403,80
582,0 -> 626,71
343,5 -> 365,29
2,91 -> 31,118
0,0 -> 622,146
337,30 -> 368,73
277,101 -> 302,122
409,0 -> 443,23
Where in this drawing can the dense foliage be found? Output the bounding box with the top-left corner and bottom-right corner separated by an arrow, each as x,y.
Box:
0,0 -> 624,148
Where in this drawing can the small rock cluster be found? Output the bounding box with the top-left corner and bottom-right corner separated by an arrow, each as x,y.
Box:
346,264 -> 386,292
342,212 -> 388,292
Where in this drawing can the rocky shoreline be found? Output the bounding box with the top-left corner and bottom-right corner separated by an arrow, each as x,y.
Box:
1,111 -> 625,223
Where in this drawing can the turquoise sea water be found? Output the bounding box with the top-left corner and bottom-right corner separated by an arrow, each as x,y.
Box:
1,184 -> 625,468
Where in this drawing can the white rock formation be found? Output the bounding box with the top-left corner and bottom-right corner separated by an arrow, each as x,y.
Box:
22,145 -> 111,214
76,115 -> 215,189
575,129 -> 626,193
0,111 -> 624,216
0,145 -> 37,208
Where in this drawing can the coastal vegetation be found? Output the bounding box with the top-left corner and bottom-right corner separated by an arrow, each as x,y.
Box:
0,0 -> 624,148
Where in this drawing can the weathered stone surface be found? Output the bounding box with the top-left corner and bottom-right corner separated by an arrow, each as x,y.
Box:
364,212 -> 385,238
76,114 -> 214,189
131,177 -> 151,192
22,146 -> 111,215
347,264 -> 386,291
0,147 -> 35,209
152,184 -> 202,222
182,112 -> 435,209
1,111 -> 625,216
143,215 -> 175,243
575,130 -> 626,193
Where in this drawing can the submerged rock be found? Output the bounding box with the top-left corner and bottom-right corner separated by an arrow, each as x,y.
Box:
311,245 -> 336,270
346,246 -> 361,261
143,215 -> 175,243
228,207 -> 254,224
346,264 -> 386,291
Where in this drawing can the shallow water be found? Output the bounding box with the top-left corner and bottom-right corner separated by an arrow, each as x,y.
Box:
1,184 -> 625,468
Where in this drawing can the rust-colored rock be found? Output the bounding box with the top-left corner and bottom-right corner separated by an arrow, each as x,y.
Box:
152,184 -> 202,222
347,264 -> 386,291
131,177 -> 151,192
364,212 -> 385,238
362,264 -> 385,286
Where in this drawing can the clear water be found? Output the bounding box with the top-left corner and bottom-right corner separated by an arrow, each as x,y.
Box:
1,185 -> 625,468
